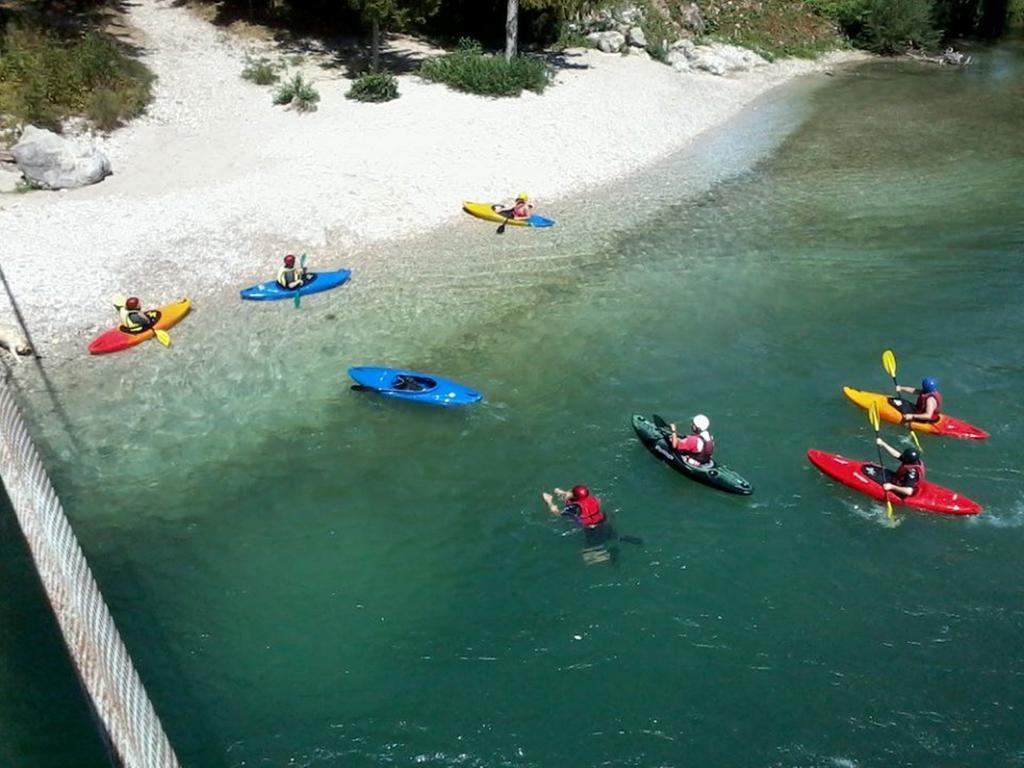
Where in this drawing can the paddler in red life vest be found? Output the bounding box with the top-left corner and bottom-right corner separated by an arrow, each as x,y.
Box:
494,193 -> 534,220
669,414 -> 714,467
542,485 -> 606,528
113,296 -> 157,333
276,254 -> 307,290
875,438 -> 924,498
896,377 -> 942,425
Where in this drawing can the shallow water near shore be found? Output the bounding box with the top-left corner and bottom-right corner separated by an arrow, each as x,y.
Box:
4,42 -> 1024,767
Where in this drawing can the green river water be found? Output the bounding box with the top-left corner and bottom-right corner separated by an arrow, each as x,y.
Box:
3,41 -> 1024,768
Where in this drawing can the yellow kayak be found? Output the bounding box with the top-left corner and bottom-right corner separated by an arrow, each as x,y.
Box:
462,201 -> 554,228
842,386 -> 989,440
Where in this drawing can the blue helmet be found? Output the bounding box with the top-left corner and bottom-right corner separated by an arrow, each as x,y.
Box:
921,377 -> 938,393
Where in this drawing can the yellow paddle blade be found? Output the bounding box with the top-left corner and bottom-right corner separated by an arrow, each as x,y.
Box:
868,400 -> 881,432
111,294 -> 127,308
885,498 -> 895,520
910,430 -> 923,451
154,329 -> 171,347
882,349 -> 897,379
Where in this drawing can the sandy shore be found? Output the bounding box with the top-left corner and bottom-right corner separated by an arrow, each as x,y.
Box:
0,0 -> 865,355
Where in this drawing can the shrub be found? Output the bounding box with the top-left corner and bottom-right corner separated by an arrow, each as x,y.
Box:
640,1 -> 673,62
419,39 -> 551,97
0,24 -> 154,131
861,0 -> 939,52
346,71 -> 399,102
241,57 -> 279,85
273,72 -> 320,111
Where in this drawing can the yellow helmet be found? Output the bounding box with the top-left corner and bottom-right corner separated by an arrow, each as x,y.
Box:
516,192 -> 529,202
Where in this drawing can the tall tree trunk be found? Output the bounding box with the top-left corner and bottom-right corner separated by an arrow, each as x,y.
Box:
505,0 -> 519,62
371,16 -> 380,71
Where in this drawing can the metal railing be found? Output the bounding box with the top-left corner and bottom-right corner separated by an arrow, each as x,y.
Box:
0,381 -> 181,768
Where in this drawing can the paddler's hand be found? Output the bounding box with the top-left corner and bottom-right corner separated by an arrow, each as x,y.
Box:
901,414 -> 912,423
876,438 -> 884,447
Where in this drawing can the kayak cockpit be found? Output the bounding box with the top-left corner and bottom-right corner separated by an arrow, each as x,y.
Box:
387,375 -> 437,393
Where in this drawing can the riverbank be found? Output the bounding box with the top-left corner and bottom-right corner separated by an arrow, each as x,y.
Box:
0,0 -> 867,359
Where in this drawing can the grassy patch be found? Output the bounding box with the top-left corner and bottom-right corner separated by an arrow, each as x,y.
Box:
241,56 -> 280,84
272,72 -> 319,111
696,0 -> 843,59
0,23 -> 154,131
346,71 -> 399,102
419,38 -> 550,97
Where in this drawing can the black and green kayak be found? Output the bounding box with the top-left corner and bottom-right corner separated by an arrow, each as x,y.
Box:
631,414 -> 753,495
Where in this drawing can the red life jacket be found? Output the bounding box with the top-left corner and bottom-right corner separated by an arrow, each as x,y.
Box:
693,434 -> 714,464
915,390 -> 942,422
573,495 -> 605,527
894,460 -> 925,489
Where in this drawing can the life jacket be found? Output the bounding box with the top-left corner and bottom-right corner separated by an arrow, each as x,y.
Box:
894,460 -> 925,491
915,390 -> 942,422
277,267 -> 299,287
572,495 -> 605,527
118,306 -> 147,333
513,201 -> 531,219
676,431 -> 714,465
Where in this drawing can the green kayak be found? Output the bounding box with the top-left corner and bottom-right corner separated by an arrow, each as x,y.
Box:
632,414 -> 753,495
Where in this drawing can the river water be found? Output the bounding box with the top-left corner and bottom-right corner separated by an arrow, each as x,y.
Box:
3,40 -> 1023,768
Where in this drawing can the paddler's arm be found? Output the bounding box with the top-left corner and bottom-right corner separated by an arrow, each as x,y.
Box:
882,481 -> 914,496
875,437 -> 901,459
895,385 -> 918,395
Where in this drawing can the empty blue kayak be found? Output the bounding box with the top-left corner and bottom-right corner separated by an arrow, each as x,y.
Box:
348,366 -> 483,406
240,269 -> 352,301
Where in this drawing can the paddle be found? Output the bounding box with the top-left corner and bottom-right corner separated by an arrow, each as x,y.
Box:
112,294 -> 170,347
882,349 -> 923,451
652,414 -> 673,437
293,253 -> 307,309
496,216 -> 512,235
868,401 -> 895,521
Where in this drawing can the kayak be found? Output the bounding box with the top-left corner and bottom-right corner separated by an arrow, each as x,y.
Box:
240,269 -> 352,301
807,449 -> 981,516
348,366 -> 483,406
462,201 -> 555,228
87,298 -> 191,355
631,414 -> 753,495
843,386 -> 988,440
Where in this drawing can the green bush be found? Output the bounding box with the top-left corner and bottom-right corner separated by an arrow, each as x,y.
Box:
419,38 -> 551,97
861,0 -> 939,51
806,0 -> 870,37
241,57 -> 279,85
0,24 -> 154,131
346,71 -> 399,102
273,72 -> 320,111
640,2 -> 673,62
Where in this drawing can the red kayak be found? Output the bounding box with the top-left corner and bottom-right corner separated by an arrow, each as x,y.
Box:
807,449 -> 981,516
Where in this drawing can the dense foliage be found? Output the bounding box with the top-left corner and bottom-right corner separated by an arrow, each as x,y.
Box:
0,22 -> 154,131
346,70 -> 400,100
419,37 -> 550,96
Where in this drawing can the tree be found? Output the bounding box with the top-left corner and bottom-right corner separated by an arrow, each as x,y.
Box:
505,0 -> 519,61
349,0 -> 439,70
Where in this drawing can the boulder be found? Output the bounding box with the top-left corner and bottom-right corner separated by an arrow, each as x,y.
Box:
588,30 -> 626,54
688,42 -> 767,75
627,26 -> 647,49
11,125 -> 111,190
666,49 -> 692,73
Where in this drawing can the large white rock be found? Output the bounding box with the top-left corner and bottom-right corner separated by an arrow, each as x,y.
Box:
627,26 -> 647,49
587,30 -> 626,54
666,49 -> 692,73
10,125 -> 111,190
694,42 -> 768,73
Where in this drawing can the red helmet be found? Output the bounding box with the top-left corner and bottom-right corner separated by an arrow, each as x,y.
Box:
571,484 -> 590,499
125,297 -> 140,310
284,254 -> 296,267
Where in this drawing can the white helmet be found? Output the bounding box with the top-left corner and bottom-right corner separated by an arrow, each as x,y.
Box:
692,414 -> 710,432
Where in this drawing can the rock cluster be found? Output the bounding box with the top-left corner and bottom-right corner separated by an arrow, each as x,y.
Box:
573,3 -> 767,76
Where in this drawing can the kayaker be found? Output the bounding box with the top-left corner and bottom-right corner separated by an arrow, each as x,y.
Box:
542,484 -> 613,559
896,377 -> 942,424
494,193 -> 533,220
668,415 -> 714,467
115,296 -> 157,333
875,438 -> 924,498
276,254 -> 306,290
